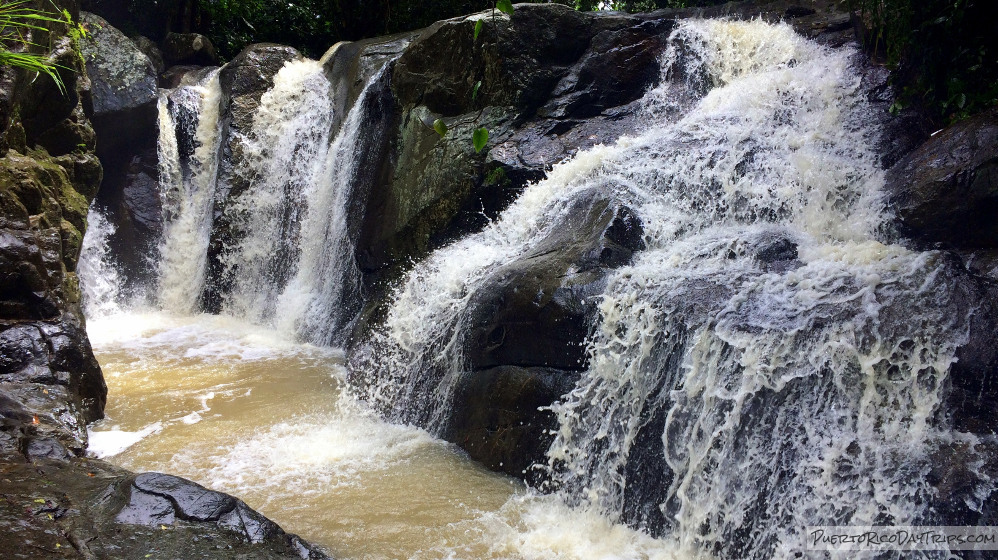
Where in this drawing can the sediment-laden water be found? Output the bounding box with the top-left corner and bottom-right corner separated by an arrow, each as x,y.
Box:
85,312 -> 687,560
77,15 -> 991,560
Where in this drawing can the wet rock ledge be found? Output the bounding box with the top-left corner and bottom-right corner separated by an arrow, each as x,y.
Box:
0,1 -> 329,558
0,459 -> 329,559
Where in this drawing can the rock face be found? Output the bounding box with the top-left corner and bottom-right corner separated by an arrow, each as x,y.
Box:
356,5 -> 670,290
0,458 -> 331,559
1,4 -> 333,558
79,12 -> 163,291
1,3 -> 107,455
201,43 -> 302,312
163,31 -> 221,67
80,11 -> 158,151
886,108 -> 998,249
132,35 -> 166,76
446,190 -> 645,478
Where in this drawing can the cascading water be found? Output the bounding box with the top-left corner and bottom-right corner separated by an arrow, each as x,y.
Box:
156,71 -> 225,314
362,18 -> 991,559
79,206 -> 123,318
218,60 -> 338,325
218,61 -> 386,344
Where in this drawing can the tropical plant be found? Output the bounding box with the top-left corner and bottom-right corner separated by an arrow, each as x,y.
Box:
849,0 -> 997,124
0,0 -> 73,93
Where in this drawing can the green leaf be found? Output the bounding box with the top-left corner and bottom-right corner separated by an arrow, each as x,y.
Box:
433,118 -> 448,137
496,0 -> 514,15
473,127 -> 489,153
472,80 -> 482,101
474,19 -> 483,41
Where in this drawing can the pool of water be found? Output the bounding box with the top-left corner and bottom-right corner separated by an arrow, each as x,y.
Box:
86,311 -> 686,560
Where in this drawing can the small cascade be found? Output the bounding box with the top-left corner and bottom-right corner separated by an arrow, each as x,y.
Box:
78,205 -> 123,318
219,63 -> 389,344
156,70 -> 225,314
361,18 -> 990,559
220,60 -> 337,324
268,67 -> 389,345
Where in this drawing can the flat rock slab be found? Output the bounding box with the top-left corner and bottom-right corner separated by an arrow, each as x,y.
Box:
0,457 -> 332,559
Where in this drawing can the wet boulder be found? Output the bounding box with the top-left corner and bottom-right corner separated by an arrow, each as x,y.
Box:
945,275 -> 998,436
98,147 -> 163,288
218,43 -> 302,140
448,366 -> 576,481
160,64 -> 209,88
79,12 -> 158,153
199,43 -> 302,312
446,189 -> 644,477
131,34 -> 165,75
163,32 -> 220,67
463,190 -> 644,372
886,108 -> 998,248
0,459 -> 332,560
80,12 -> 162,290
358,4 -> 674,288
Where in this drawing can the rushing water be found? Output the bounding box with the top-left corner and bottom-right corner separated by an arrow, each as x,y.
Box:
76,16 -> 992,560
157,71 -> 225,314
85,312 -> 688,560
154,59 -> 374,344
361,19 -> 986,560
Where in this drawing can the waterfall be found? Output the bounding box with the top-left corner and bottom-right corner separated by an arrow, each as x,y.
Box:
219,60 -> 337,325
79,205 -> 123,318
219,62 -> 386,344
137,52 -> 386,344
362,19 -> 988,559
156,70 -> 225,314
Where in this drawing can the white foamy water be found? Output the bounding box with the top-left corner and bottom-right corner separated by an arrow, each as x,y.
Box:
220,60 -> 337,324
78,205 -> 123,318
86,311 -> 688,560
87,422 -> 162,458
211,58 -> 380,344
361,19 -> 988,560
157,71 -> 225,313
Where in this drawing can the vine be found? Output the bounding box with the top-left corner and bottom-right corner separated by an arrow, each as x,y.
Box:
432,0 -> 514,154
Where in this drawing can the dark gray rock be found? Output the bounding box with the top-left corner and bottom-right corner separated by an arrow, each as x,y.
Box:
440,190 -> 643,478
355,4 -> 674,296
98,147 -> 162,290
201,43 -> 302,312
131,34 -> 165,75
946,275 -> 998,436
218,43 -> 301,140
0,458 -> 332,560
885,108 -> 998,249
464,190 -> 644,373
121,149 -> 163,235
80,12 -> 157,122
163,32 -> 221,67
160,64 -> 208,88
448,365 -> 576,481
81,12 -> 161,279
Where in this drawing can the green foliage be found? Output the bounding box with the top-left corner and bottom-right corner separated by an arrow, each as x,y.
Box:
473,127 -> 489,153
0,1 -> 76,94
496,0 -> 514,15
433,118 -> 448,137
474,19 -> 483,40
849,0 -> 997,124
575,0 -> 725,11
484,166 -> 507,186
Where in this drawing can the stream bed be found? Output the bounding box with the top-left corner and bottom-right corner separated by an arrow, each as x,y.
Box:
85,311 -> 684,560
